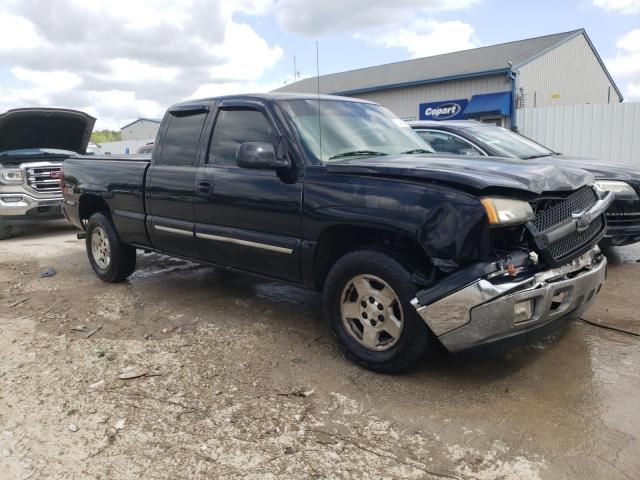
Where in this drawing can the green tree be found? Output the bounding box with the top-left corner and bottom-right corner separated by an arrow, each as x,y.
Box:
91,130 -> 122,143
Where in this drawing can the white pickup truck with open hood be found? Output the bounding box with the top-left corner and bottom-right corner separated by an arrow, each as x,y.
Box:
0,108 -> 95,239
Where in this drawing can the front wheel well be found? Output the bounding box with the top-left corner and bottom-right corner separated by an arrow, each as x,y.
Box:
313,225 -> 432,291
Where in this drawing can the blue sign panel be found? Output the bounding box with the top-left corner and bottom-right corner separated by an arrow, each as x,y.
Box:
419,99 -> 468,121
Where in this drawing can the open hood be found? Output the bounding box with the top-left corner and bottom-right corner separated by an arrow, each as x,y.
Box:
0,108 -> 96,154
325,154 -> 594,195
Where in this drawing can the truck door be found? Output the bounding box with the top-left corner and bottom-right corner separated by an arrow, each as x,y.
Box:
193,100 -> 303,282
146,105 -> 208,257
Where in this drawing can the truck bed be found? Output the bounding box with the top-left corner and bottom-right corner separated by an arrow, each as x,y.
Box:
63,156 -> 151,246
73,154 -> 152,162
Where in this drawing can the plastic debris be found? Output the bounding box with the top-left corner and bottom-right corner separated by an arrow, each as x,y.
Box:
118,366 -> 148,380
39,267 -> 57,278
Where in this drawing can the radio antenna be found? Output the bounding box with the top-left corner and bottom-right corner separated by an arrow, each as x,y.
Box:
316,41 -> 323,161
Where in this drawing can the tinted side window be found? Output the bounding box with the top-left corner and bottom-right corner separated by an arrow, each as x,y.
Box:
417,131 -> 482,156
158,112 -> 207,165
209,109 -> 277,166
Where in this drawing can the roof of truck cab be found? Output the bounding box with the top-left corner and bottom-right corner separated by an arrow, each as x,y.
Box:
170,93 -> 377,108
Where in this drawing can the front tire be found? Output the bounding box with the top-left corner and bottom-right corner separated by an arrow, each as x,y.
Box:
86,212 -> 136,282
323,249 -> 437,374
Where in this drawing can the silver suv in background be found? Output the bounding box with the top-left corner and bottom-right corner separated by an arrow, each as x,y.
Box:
0,108 -> 95,239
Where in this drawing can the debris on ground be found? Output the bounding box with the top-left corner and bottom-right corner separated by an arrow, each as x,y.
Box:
94,346 -> 108,358
68,424 -> 78,432
9,297 -> 30,308
89,380 -> 105,389
39,267 -> 57,278
86,324 -> 103,338
117,366 -> 148,380
277,387 -> 315,397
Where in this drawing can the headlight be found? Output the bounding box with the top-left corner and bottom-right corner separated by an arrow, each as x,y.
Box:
594,180 -> 639,200
481,197 -> 534,226
0,166 -> 23,184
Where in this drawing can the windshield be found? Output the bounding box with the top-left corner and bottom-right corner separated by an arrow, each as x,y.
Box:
280,99 -> 433,163
0,148 -> 77,157
466,125 -> 554,159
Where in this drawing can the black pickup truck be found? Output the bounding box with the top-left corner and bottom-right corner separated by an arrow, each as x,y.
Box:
63,94 -> 612,373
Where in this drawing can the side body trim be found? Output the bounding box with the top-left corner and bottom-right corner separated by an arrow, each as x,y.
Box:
195,232 -> 294,254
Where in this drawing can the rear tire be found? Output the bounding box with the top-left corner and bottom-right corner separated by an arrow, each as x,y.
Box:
0,223 -> 13,240
86,212 -> 136,282
323,249 -> 437,374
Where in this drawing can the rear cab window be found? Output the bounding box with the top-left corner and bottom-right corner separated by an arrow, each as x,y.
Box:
157,111 -> 208,166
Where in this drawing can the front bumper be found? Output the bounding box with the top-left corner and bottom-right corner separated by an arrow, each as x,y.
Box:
411,247 -> 606,352
0,192 -> 63,222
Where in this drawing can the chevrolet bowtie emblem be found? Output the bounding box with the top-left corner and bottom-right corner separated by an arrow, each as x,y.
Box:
572,211 -> 591,233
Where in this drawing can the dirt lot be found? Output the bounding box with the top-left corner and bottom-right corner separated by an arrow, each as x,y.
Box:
1,222 -> 639,480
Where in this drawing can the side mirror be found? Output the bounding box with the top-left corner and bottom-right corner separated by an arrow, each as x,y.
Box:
236,142 -> 290,169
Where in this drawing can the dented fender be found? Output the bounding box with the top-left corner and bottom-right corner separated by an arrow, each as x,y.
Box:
302,167 -> 492,263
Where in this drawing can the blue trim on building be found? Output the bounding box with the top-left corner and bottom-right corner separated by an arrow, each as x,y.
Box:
464,91 -> 512,117
332,69 -> 511,96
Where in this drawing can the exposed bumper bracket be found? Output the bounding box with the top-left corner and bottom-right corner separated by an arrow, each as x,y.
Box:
411,247 -> 606,352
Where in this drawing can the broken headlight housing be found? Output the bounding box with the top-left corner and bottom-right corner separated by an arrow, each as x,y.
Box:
0,165 -> 24,184
481,197 -> 534,226
594,180 -> 638,200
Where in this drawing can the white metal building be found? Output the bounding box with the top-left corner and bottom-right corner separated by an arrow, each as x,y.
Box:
274,29 -> 622,130
120,118 -> 161,141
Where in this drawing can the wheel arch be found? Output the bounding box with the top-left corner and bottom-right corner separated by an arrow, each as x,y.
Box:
78,194 -> 111,227
313,224 -> 432,291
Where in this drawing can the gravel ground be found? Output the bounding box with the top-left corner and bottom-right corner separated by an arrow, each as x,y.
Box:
1,222 -> 639,480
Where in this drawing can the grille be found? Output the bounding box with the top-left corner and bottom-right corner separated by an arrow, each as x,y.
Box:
532,186 -> 602,263
25,165 -> 62,193
607,212 -> 640,227
532,186 -> 598,232
547,216 -> 603,262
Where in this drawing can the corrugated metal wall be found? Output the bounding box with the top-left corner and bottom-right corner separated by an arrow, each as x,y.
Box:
351,75 -> 511,120
519,103 -> 640,166
517,34 -> 621,108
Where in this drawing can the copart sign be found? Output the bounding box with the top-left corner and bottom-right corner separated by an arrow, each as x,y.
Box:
419,99 -> 468,120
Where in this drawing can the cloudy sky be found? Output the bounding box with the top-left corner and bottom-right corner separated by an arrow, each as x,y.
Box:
0,0 -> 638,129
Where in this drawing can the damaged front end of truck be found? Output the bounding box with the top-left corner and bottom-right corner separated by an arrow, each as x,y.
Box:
411,184 -> 613,352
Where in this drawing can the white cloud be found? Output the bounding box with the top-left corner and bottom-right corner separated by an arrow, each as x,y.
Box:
208,22 -> 284,81
0,0 -> 283,129
606,29 -> 640,100
373,19 -> 477,58
593,0 -> 640,13
0,0 -> 482,128
272,0 -> 479,36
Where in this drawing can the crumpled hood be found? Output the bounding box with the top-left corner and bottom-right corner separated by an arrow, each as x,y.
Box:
325,154 -> 594,194
0,108 -> 96,154
537,155 -> 640,183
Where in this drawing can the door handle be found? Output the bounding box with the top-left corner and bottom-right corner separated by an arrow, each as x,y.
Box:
198,181 -> 212,193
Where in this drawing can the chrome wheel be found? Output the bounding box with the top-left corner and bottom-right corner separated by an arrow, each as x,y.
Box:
340,274 -> 404,351
91,226 -> 111,270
